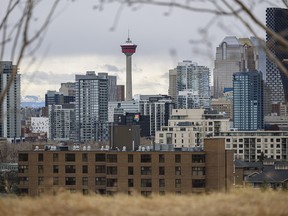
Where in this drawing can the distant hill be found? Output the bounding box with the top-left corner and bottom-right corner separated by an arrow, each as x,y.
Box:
21,95 -> 45,108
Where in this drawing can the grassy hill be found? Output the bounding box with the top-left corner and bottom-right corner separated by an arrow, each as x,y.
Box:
0,189 -> 287,216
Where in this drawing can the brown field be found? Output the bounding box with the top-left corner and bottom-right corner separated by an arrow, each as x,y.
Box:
0,189 -> 287,216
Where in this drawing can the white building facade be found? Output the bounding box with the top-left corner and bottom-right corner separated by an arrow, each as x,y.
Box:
155,109 -> 230,147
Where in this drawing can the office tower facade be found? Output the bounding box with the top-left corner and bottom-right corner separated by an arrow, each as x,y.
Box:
213,37 -> 258,98
48,105 -> 75,141
98,73 -> 117,102
0,61 -> 21,142
175,60 -> 210,109
59,82 -> 76,97
168,69 -> 177,102
121,37 -> 137,101
266,8 -> 288,103
116,85 -> 125,101
233,71 -> 264,131
75,71 -> 108,142
45,90 -> 75,107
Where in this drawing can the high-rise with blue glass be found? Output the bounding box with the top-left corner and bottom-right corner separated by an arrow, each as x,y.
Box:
233,71 -> 264,131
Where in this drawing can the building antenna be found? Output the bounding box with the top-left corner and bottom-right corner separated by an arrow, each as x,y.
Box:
127,29 -> 131,43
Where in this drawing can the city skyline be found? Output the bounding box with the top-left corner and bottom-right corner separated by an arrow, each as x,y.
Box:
1,1 -> 273,98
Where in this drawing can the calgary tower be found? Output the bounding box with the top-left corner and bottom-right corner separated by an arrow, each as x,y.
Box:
121,36 -> 137,101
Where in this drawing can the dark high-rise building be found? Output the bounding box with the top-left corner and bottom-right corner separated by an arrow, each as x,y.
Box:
266,8 -> 288,103
233,71 -> 264,131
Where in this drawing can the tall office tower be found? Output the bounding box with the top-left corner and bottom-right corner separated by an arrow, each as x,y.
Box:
45,90 -> 75,107
266,8 -> 288,103
45,90 -> 64,106
99,73 -> 117,101
175,60 -> 210,109
0,61 -> 21,142
233,71 -> 264,131
213,36 -> 257,98
116,85 -> 125,101
59,82 -> 75,97
48,105 -> 75,141
75,71 -> 108,142
168,69 -> 177,102
121,37 -> 137,101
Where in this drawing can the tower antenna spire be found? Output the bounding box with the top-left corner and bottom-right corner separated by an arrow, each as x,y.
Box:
127,29 -> 131,43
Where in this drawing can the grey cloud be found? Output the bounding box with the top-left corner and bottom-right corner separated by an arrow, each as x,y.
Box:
103,64 -> 121,72
23,71 -> 75,85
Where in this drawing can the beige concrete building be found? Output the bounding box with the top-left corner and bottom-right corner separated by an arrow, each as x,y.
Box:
155,109 -> 230,147
211,98 -> 233,119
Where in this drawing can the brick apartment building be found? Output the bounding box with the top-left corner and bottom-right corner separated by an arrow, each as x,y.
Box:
18,138 -> 233,196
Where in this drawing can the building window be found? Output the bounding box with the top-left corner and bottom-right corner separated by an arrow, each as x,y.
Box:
141,166 -> 152,175
53,153 -> 58,162
192,154 -> 205,163
192,167 -> 205,175
95,153 -> 106,162
175,166 -> 181,175
107,154 -> 117,163
53,177 -> 59,185
38,165 -> 44,174
38,153 -> 43,162
141,179 -> 152,187
82,177 -> 88,186
19,177 -> 29,185
65,165 -> 76,173
175,179 -> 181,188
95,165 -> 106,173
19,165 -> 28,173
95,177 -> 106,186
159,179 -> 165,188
141,154 -> 152,163
192,179 -> 205,188
128,167 -> 134,175
38,176 -> 44,185
82,165 -> 88,174
65,177 -> 76,185
53,165 -> 59,174
159,154 -> 165,163
65,154 -> 75,162
82,153 -> 88,162
128,179 -> 134,187
159,166 -> 165,175
106,166 -> 117,175
175,154 -> 181,163
128,154 -> 133,163
107,179 -> 117,187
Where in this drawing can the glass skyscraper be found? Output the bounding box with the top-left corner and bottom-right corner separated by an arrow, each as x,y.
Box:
266,8 -> 288,103
233,71 -> 263,131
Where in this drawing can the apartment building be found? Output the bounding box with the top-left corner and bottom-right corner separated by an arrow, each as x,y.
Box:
18,138 -> 233,196
220,131 -> 288,162
155,109 -> 230,147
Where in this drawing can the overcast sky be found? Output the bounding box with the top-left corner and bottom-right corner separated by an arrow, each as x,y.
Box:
3,0 -> 284,99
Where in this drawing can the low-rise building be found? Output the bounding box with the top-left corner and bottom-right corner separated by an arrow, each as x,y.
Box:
220,131 -> 288,161
17,138 -> 233,196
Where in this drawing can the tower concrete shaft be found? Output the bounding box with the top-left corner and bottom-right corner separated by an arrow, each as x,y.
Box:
121,37 -> 137,101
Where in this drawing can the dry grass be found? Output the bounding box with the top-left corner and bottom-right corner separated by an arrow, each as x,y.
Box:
0,189 -> 287,216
